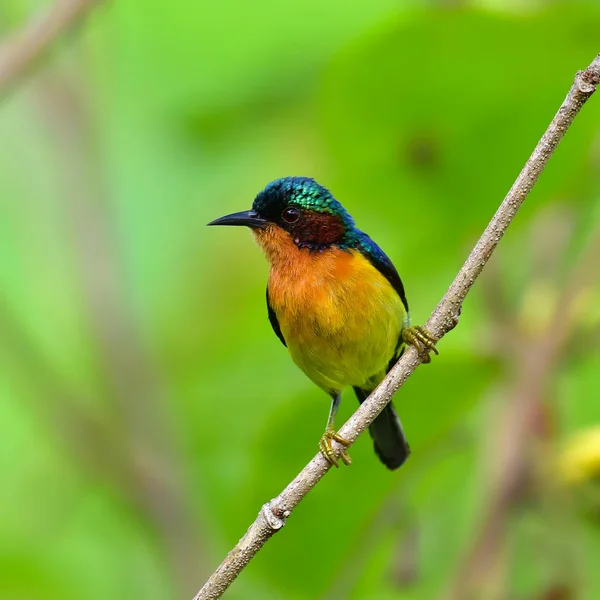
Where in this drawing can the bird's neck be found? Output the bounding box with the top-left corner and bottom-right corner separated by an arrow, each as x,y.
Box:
252,225 -> 359,282
252,225 -> 308,269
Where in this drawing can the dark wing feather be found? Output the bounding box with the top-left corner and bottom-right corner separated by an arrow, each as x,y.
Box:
354,231 -> 409,312
266,287 -> 286,347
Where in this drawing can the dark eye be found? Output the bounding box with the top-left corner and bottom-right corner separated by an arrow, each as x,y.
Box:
282,206 -> 300,223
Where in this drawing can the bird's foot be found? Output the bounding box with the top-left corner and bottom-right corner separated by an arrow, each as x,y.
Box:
319,427 -> 352,468
403,325 -> 439,364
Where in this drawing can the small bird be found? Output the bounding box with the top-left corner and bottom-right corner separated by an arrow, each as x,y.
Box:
208,177 -> 437,469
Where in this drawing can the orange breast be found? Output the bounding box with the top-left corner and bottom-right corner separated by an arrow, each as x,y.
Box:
253,225 -> 407,392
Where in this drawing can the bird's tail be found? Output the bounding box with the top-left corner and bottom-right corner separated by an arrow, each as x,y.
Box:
353,387 -> 410,470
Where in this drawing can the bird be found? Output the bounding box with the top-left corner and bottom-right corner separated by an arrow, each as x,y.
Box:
208,177 -> 437,470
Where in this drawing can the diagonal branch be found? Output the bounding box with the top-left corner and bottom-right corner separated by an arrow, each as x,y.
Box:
193,54 -> 600,600
0,0 -> 103,97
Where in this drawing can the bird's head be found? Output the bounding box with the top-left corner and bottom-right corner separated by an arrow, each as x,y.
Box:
208,177 -> 356,252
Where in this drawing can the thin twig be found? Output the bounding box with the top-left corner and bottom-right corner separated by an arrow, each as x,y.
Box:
193,54 -> 600,600
0,0 -> 102,97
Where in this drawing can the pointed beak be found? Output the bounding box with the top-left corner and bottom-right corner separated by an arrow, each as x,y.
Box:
207,209 -> 268,229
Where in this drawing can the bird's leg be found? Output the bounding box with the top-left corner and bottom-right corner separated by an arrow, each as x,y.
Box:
402,325 -> 439,364
318,393 -> 352,468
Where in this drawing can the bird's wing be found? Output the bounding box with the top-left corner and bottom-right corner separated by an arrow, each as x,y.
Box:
354,231 -> 409,313
266,287 -> 287,347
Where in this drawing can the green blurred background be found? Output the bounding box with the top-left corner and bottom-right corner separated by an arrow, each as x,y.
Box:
2,1 -> 600,599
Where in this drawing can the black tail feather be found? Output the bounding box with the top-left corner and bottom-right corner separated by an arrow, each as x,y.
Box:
353,387 -> 410,470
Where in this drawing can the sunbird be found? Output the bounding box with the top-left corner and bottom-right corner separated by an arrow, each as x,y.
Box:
209,177 -> 437,469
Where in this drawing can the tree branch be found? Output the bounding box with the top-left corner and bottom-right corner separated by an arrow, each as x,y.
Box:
193,54 -> 600,600
0,0 -> 102,97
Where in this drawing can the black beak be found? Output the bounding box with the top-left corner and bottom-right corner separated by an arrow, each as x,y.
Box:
207,209 -> 268,229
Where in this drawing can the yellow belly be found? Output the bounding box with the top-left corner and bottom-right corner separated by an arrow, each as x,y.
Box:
266,244 -> 407,393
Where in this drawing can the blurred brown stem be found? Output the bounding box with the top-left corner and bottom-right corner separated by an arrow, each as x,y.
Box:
33,67 -> 207,593
444,208 -> 600,600
0,0 -> 102,97
194,54 -> 600,600
1,1 -> 205,591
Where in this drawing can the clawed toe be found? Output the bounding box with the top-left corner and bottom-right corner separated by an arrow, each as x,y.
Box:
319,428 -> 352,468
402,325 -> 439,363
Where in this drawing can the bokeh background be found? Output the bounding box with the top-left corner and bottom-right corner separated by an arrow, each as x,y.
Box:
2,1 -> 600,599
